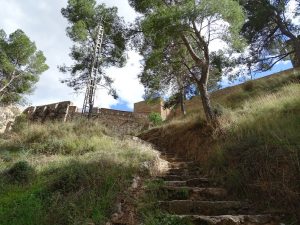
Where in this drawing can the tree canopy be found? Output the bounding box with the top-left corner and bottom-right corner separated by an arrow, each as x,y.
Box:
129,0 -> 245,125
0,29 -> 48,105
241,0 -> 300,70
60,0 -> 128,98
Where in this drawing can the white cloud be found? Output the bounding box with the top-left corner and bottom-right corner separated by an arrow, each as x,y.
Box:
286,0 -> 300,25
0,0 -> 144,111
104,51 -> 144,109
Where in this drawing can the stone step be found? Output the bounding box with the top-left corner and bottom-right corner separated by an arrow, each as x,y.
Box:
163,157 -> 189,162
161,186 -> 228,201
167,168 -> 203,176
160,151 -> 176,155
159,200 -> 249,215
158,175 -> 202,181
168,161 -> 197,169
165,178 -> 211,187
180,214 -> 280,225
160,152 -> 176,157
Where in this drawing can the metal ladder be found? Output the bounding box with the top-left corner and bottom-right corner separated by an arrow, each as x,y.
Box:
82,24 -> 104,117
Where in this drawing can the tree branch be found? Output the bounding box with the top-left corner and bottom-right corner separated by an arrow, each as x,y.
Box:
181,34 -> 206,68
0,71 -> 20,94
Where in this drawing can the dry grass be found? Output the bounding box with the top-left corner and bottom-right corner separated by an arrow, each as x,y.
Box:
207,83 -> 300,221
140,74 -> 300,221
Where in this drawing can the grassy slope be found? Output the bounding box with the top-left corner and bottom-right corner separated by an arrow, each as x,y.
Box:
140,71 -> 300,221
0,120 -> 158,225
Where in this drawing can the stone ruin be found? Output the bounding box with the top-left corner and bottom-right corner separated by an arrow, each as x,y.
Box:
22,101 -> 150,123
22,101 -> 150,135
23,101 -> 77,122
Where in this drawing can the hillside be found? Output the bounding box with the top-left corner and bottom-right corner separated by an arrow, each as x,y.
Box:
0,120 -> 163,225
0,69 -> 299,225
170,68 -> 300,118
140,69 -> 300,222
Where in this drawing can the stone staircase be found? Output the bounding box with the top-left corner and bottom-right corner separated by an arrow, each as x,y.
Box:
153,151 -> 282,225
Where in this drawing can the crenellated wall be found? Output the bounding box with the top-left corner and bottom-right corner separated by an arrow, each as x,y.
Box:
23,102 -> 149,135
23,101 -> 75,122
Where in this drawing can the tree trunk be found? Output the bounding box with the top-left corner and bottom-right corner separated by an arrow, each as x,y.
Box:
179,89 -> 186,116
181,33 -> 218,126
196,65 -> 218,127
197,81 -> 217,127
291,38 -> 300,68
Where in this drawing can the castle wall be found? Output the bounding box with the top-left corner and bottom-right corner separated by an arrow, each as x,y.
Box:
23,102 -> 149,135
23,101 -> 72,122
134,99 -> 171,120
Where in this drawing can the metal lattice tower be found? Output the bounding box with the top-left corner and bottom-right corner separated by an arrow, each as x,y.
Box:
82,24 -> 104,117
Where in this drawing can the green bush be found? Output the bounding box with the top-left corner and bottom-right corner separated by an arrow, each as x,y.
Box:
5,161 -> 35,184
12,114 -> 28,132
148,112 -> 163,126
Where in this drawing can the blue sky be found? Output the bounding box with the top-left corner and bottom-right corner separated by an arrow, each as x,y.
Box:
221,62 -> 293,89
0,0 -> 295,112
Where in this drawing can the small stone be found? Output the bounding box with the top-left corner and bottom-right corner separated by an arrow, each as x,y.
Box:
131,176 -> 141,189
132,136 -> 139,141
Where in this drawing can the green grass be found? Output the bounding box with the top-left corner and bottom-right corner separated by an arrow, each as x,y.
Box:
0,120 -> 158,225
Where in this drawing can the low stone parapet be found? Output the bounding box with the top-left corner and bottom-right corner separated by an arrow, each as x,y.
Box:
23,101 -> 73,122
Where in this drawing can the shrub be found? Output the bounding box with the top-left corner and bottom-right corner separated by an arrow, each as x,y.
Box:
1,150 -> 13,162
148,112 -> 163,126
5,161 -> 35,184
48,161 -> 95,194
224,169 -> 244,194
11,114 -> 28,132
213,104 -> 227,117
